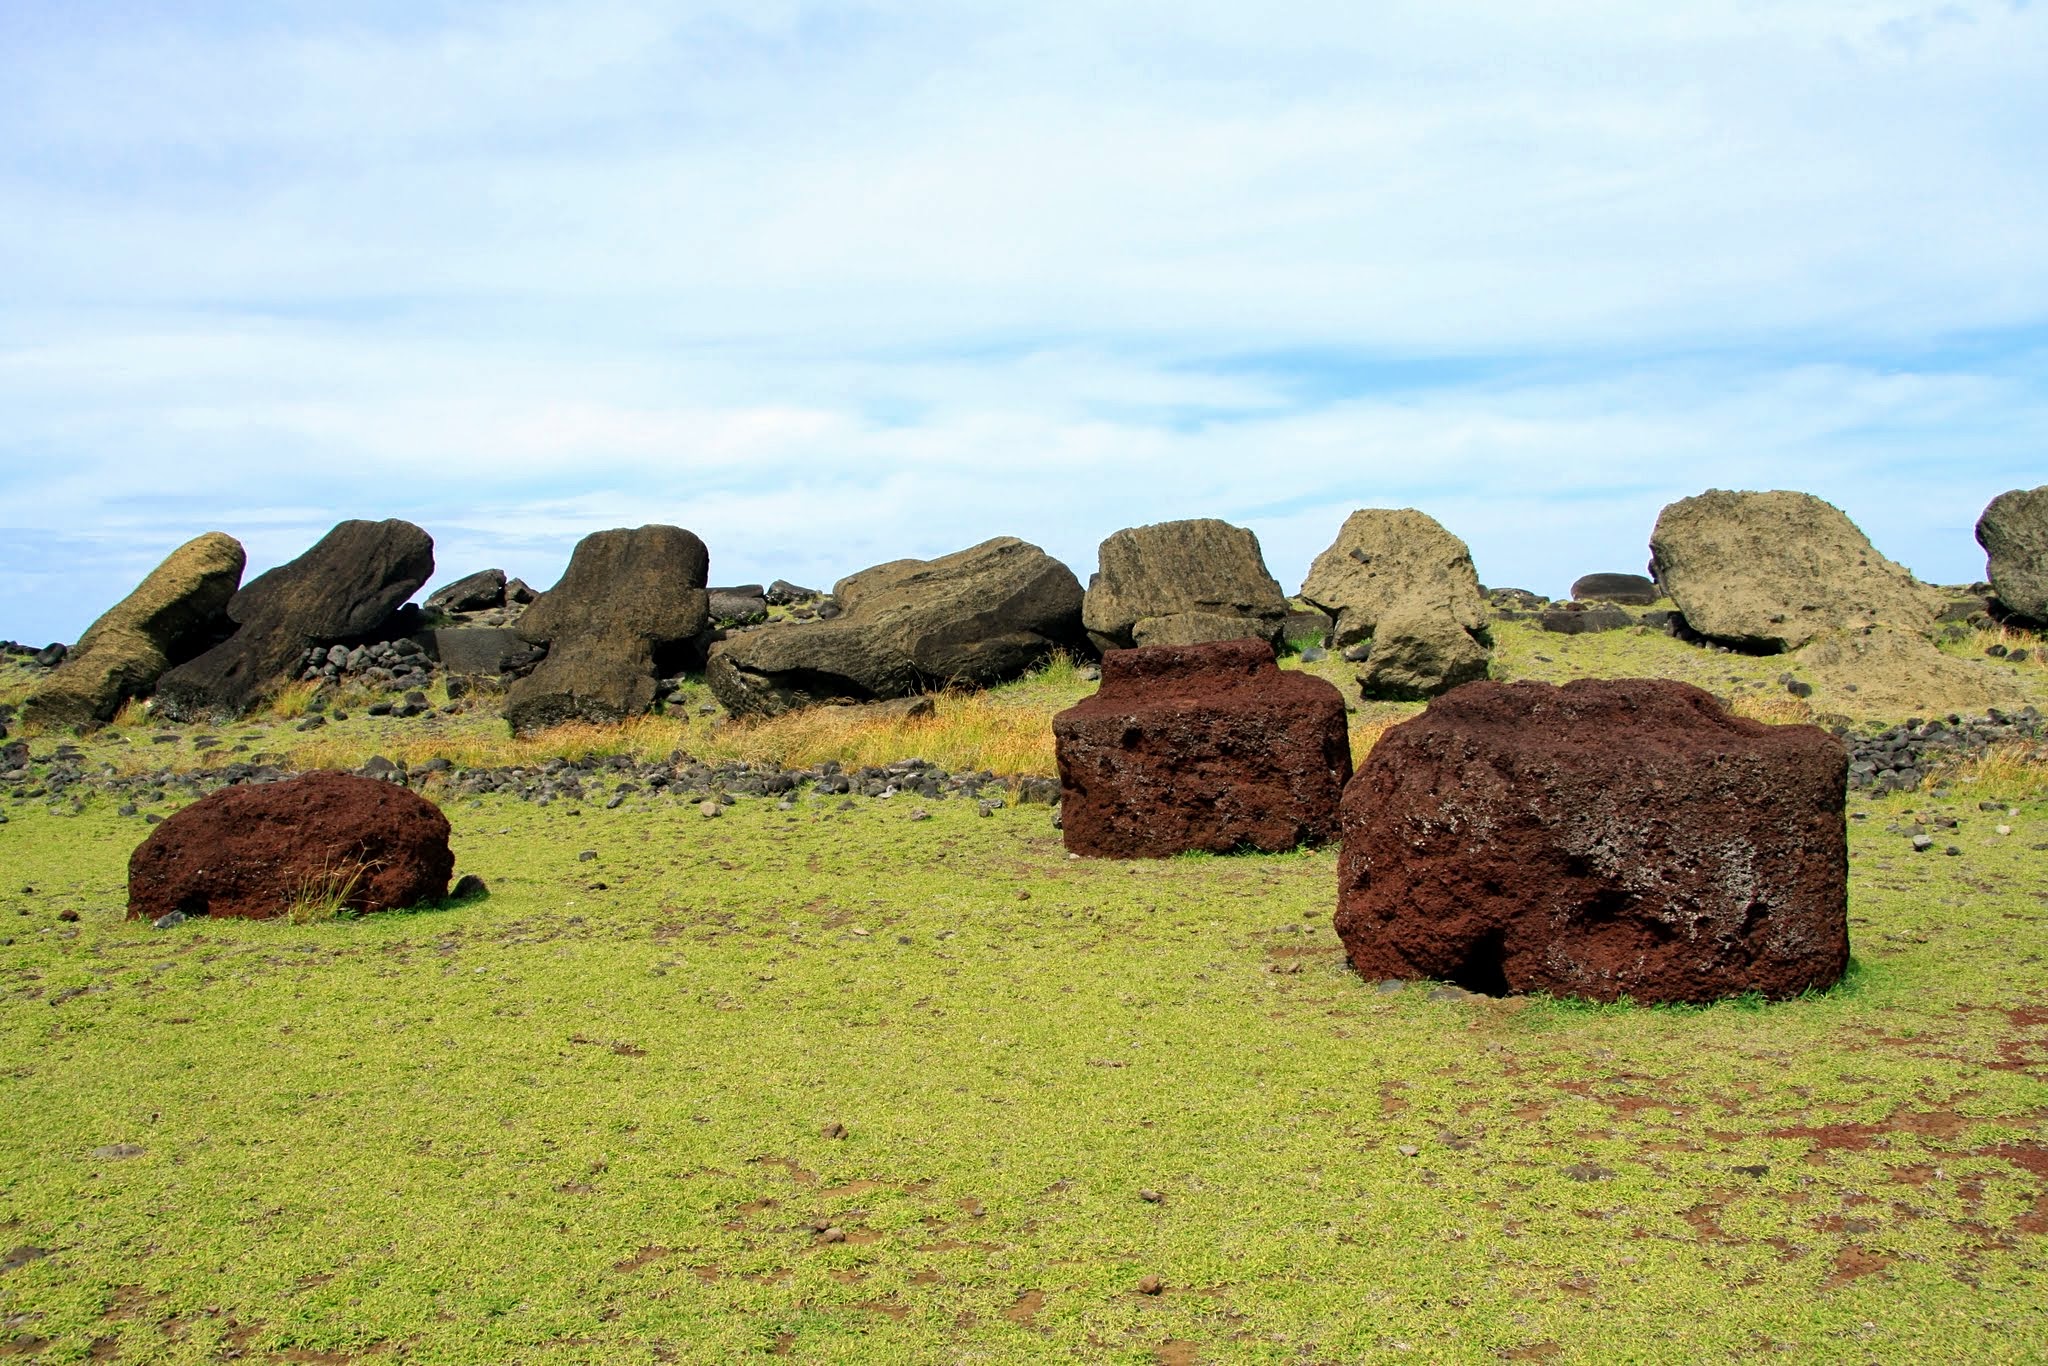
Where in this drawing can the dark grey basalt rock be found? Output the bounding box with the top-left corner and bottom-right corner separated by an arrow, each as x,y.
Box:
426,569 -> 507,615
504,525 -> 711,735
706,537 -> 1084,717
155,519 -> 434,720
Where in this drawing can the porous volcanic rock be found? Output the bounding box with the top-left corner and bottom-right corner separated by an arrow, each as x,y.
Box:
1569,572 -> 1659,606
1648,490 -> 1943,652
706,537 -> 1083,716
127,770 -> 454,921
1976,485 -> 2048,623
1082,518 -> 1289,652
1356,595 -> 1491,700
1300,509 -> 1487,648
1054,638 -> 1351,857
1336,678 -> 1849,1004
24,532 -> 245,729
155,519 -> 434,719
505,525 -> 710,734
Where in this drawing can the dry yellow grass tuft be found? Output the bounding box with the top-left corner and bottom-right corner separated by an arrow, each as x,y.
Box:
265,678 -> 323,720
290,713 -> 694,774
1929,739 -> 2048,802
691,694 -> 1056,775
1725,693 -> 1818,726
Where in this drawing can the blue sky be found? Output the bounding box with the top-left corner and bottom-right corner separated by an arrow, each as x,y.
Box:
3,1 -> 2045,643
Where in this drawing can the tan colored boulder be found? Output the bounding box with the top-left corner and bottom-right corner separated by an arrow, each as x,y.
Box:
1357,595 -> 1491,700
25,533 -> 245,729
1081,518 -> 1288,652
504,526 -> 710,734
1300,508 -> 1486,647
1648,490 -> 1944,652
706,537 -> 1082,717
1793,626 -> 2025,719
1976,485 -> 2048,622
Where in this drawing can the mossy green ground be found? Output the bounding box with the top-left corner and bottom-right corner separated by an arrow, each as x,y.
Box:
3,783 -> 2046,1363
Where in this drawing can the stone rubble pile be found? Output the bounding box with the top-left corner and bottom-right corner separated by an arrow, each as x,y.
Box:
1839,707 -> 2045,793
297,637 -> 438,689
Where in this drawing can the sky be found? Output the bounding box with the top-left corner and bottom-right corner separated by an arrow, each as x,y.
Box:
3,1 -> 2045,644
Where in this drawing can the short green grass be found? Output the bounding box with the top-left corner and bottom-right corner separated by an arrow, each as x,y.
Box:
2,785 -> 2046,1363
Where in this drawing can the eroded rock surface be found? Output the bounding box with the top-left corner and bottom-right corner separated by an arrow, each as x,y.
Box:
504,525 -> 710,734
128,770 -> 454,921
1356,595 -> 1491,700
1793,626 -> 2024,719
155,519 -> 434,719
25,532 -> 245,729
1082,518 -> 1289,652
1336,678 -> 1849,1004
1977,485 -> 2048,623
1301,509 -> 1486,648
1054,638 -> 1351,857
1649,490 -> 1942,652
706,537 -> 1083,716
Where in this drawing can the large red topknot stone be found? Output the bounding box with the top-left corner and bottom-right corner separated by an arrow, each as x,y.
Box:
1336,678 -> 1848,1004
1054,638 -> 1352,857
128,770 -> 455,920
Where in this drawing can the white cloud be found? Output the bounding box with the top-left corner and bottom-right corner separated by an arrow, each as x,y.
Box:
1,2 -> 2045,639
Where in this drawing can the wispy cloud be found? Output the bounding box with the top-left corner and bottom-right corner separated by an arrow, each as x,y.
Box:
2,2 -> 2045,639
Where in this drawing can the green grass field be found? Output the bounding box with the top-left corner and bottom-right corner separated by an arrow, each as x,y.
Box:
2,780 -> 2045,1363
2,615 -> 2046,1362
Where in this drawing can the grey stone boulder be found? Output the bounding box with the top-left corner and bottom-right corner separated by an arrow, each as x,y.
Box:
1539,605 -> 1637,635
1081,518 -> 1289,652
1649,490 -> 1944,652
503,526 -> 709,734
1977,485 -> 2048,622
705,537 -> 1082,717
155,520 -> 433,720
708,585 -> 770,626
1357,596 -> 1491,700
426,569 -> 507,615
1301,508 -> 1487,648
432,626 -> 525,676
25,532 -> 245,729
1569,572 -> 1659,606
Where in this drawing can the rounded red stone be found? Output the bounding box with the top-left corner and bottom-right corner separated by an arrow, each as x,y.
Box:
128,770 -> 455,920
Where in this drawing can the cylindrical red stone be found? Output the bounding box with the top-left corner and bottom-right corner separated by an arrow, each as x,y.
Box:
128,770 -> 455,920
1337,678 -> 1848,1003
1054,638 -> 1353,857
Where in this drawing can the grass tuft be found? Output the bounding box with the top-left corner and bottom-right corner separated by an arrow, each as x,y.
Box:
279,857 -> 369,925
